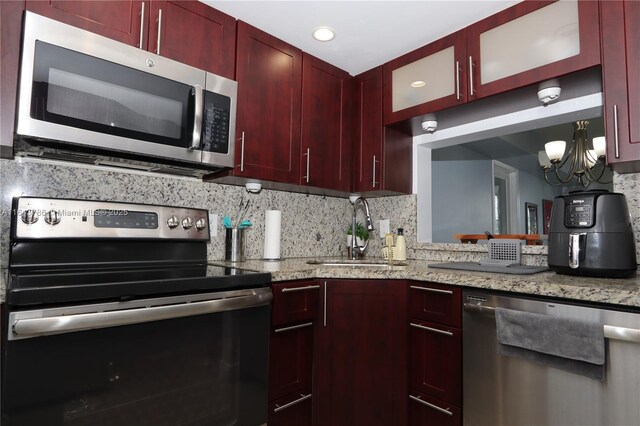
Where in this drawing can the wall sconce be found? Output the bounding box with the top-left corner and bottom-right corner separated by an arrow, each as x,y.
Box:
538,120 -> 611,187
537,79 -> 561,106
421,113 -> 437,133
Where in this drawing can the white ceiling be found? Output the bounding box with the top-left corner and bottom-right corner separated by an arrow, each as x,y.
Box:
204,1 -> 521,76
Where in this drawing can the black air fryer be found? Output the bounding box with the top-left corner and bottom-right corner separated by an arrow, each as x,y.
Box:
548,190 -> 637,278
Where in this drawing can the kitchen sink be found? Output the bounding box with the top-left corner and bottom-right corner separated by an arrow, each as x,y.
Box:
306,259 -> 408,267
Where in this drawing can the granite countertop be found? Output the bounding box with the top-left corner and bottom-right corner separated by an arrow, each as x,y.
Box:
211,258 -> 640,309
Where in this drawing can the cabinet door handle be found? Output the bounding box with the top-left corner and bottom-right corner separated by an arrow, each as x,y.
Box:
274,322 -> 313,333
281,284 -> 320,293
372,155 -> 378,188
410,322 -> 453,336
239,131 -> 245,172
138,2 -> 146,49
613,104 -> 620,159
455,60 -> 461,100
409,395 -> 453,416
323,281 -> 327,327
468,55 -> 475,97
156,8 -> 162,54
303,148 -> 310,183
274,393 -> 312,413
409,285 -> 453,295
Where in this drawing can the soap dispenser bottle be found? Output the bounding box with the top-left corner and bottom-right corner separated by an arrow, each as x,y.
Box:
395,228 -> 407,261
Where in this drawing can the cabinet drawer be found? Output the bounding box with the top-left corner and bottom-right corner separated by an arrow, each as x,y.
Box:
409,320 -> 461,405
268,391 -> 313,426
409,393 -> 461,426
269,321 -> 314,400
409,282 -> 461,327
272,281 -> 320,326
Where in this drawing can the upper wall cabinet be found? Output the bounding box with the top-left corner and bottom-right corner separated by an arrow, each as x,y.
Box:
384,30 -> 467,125
384,0 -> 600,125
301,53 -> 352,191
25,1 -> 236,78
231,21 -> 303,184
466,0 -> 600,100
600,0 -> 640,173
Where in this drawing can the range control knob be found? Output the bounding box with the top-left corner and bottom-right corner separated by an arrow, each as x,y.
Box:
181,217 -> 193,229
195,218 -> 207,230
167,216 -> 179,229
44,210 -> 61,225
21,210 -> 39,224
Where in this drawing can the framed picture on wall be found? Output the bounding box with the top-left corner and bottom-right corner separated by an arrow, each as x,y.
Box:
542,199 -> 553,234
525,202 -> 538,234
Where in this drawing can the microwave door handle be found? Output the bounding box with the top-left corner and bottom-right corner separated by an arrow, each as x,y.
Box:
190,85 -> 203,150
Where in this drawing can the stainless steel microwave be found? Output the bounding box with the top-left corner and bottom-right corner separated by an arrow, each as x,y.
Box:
15,12 -> 237,176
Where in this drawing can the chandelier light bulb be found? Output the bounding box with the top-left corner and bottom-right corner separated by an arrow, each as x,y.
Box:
585,150 -> 598,169
593,136 -> 606,157
544,140 -> 566,162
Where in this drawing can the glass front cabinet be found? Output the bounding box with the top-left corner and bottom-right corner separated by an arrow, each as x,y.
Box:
385,0 -> 600,125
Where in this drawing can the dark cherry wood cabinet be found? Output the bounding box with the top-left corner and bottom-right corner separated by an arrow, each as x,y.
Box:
465,0 -> 600,101
25,1 -> 235,77
600,0 -> 640,173
315,280 -> 407,426
26,0 -> 145,48
407,281 -> 462,425
268,281 -> 320,426
147,1 -> 235,79
300,53 -> 352,191
354,67 -> 413,195
230,21 -> 303,185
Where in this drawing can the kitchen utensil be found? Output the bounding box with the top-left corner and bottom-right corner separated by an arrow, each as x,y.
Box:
223,216 -> 232,229
235,200 -> 251,228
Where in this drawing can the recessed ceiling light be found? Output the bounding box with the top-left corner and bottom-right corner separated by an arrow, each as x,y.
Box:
312,26 -> 335,42
411,80 -> 426,88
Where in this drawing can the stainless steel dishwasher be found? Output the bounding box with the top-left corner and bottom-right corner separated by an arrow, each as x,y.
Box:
463,290 -> 640,426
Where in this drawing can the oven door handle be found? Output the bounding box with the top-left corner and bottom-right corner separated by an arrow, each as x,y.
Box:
11,290 -> 272,340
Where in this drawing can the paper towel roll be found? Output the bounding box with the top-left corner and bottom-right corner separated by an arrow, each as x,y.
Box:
263,210 -> 282,260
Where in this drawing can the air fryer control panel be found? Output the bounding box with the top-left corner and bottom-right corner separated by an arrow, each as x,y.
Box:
564,195 -> 595,228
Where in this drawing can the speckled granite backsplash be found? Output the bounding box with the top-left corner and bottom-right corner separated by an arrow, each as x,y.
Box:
1,159 -> 640,268
0,158 -> 416,265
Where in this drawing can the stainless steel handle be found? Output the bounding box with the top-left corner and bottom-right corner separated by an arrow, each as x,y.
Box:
410,322 -> 453,336
275,322 -> 313,333
455,60 -> 461,100
281,284 -> 320,293
410,285 -> 453,295
613,104 -> 620,158
156,8 -> 162,54
12,291 -> 272,339
323,281 -> 327,327
138,2 -> 146,49
409,395 -> 452,416
462,303 -> 640,343
190,85 -> 203,150
274,393 -> 312,413
372,155 -> 378,188
239,131 -> 245,172
568,233 -> 583,269
468,56 -> 475,96
303,148 -> 310,183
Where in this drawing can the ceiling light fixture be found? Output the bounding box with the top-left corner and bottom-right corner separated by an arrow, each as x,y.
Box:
411,80 -> 426,88
312,26 -> 335,42
538,120 -> 612,187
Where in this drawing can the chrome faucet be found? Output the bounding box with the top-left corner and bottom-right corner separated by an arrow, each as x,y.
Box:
350,197 -> 375,260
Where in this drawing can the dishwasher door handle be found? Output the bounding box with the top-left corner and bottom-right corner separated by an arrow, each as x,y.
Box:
11,289 -> 272,340
463,302 -> 640,343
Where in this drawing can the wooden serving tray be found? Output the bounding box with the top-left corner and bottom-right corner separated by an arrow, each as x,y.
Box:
454,234 -> 543,245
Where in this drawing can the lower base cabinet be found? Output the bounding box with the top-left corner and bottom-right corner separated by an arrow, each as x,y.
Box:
409,393 -> 462,426
314,280 -> 408,426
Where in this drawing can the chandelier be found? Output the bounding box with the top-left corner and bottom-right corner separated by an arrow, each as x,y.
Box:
537,120 -> 612,187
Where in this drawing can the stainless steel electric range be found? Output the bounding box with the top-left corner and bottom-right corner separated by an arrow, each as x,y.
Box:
2,197 -> 272,426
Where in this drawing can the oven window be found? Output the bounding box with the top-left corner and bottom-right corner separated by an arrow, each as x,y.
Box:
30,41 -> 195,148
1,306 -> 269,426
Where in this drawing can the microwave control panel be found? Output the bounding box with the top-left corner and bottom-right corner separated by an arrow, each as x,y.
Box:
202,91 -> 231,154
